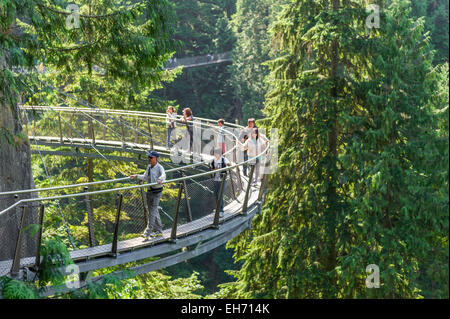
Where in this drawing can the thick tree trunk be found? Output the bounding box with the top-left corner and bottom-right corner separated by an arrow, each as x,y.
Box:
0,52 -> 37,262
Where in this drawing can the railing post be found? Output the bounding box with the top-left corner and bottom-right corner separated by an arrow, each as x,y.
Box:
120,116 -> 125,148
102,114 -> 107,140
88,117 -> 95,145
34,204 -> 45,269
111,193 -> 123,257
68,113 -> 73,139
242,164 -> 255,215
170,182 -> 184,242
213,172 -> 227,228
235,165 -> 243,192
181,171 -> 192,222
58,112 -> 64,144
228,167 -> 236,200
84,186 -> 96,247
258,172 -> 269,202
146,118 -> 154,150
232,138 -> 243,191
134,118 -> 140,144
140,181 -> 150,229
11,205 -> 28,276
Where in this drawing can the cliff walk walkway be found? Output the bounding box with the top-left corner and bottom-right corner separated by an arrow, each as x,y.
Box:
0,101 -> 271,296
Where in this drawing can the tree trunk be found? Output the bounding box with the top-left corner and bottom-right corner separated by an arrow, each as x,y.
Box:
0,95 -> 37,262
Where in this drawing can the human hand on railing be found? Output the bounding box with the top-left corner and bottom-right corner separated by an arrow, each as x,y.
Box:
129,174 -> 138,179
157,179 -> 163,184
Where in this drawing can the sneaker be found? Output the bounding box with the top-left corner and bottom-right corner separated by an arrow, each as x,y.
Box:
150,232 -> 163,238
141,231 -> 150,238
219,211 -> 224,218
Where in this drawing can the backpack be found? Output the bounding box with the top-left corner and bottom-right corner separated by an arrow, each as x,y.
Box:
210,157 -> 227,178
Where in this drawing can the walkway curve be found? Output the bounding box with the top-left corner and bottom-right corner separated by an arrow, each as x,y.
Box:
0,106 -> 271,296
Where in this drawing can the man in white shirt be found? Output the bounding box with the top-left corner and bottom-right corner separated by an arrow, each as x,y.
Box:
130,150 -> 166,238
210,147 -> 232,217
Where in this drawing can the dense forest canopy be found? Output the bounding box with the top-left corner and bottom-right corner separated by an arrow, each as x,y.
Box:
0,0 -> 448,299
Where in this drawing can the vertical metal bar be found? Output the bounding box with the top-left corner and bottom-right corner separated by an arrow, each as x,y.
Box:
235,165 -> 243,192
146,118 -> 154,150
181,171 -> 192,222
34,204 -> 45,269
170,182 -> 184,241
58,112 -> 64,144
68,113 -> 73,139
88,117 -> 95,144
258,172 -> 269,202
140,181 -> 150,229
120,116 -> 125,148
213,172 -> 227,227
242,164 -> 255,215
84,186 -> 96,247
111,194 -> 123,257
102,114 -> 107,140
229,167 -> 236,200
33,114 -> 36,136
11,206 -> 27,276
134,118 -> 140,144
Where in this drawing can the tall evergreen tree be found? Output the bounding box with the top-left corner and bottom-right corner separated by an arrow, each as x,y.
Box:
151,0 -> 237,121
411,0 -> 449,65
229,0 -> 280,123
226,0 -> 448,298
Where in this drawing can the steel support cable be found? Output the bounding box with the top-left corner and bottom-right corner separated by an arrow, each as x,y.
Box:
22,106 -> 77,249
0,138 -> 270,217
36,78 -> 157,146
164,161 -> 214,194
22,79 -> 128,178
20,105 -> 241,159
23,79 -> 238,194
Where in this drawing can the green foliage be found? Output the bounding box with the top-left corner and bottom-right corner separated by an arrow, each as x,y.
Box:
229,0 -> 282,123
37,238 -> 74,287
225,0 -> 449,299
0,277 -> 38,299
151,0 -> 238,121
411,0 -> 449,65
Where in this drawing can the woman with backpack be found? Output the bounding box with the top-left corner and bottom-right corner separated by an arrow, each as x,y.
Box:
210,147 -> 232,217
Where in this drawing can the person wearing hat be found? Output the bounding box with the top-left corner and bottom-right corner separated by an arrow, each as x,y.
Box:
130,150 -> 166,238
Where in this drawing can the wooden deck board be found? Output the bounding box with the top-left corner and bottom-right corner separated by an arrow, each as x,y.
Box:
0,183 -> 259,277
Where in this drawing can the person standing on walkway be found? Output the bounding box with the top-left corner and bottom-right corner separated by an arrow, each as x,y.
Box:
130,150 -> 166,238
238,118 -> 256,176
217,118 -> 226,154
242,128 -> 268,185
210,147 -> 232,217
181,108 -> 194,152
166,106 -> 177,148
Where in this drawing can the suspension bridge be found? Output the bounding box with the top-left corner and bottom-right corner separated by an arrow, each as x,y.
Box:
0,92 -> 271,296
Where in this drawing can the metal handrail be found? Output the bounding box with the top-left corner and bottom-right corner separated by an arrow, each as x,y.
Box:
0,140 -> 270,216
2,107 -> 244,195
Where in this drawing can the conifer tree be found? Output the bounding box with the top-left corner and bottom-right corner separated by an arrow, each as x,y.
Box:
229,0 -> 279,123
226,0 -> 448,298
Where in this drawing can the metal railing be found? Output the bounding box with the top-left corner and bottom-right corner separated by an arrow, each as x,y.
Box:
0,107 -> 271,278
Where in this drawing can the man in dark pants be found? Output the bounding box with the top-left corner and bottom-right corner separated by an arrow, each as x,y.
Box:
238,118 -> 256,176
211,147 -> 232,217
130,150 -> 166,239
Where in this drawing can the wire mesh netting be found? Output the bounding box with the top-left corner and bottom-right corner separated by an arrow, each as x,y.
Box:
0,105 -> 267,276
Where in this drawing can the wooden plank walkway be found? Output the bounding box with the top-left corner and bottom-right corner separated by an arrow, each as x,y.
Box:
0,182 -> 259,277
